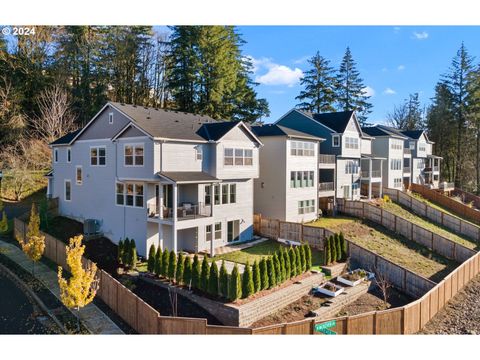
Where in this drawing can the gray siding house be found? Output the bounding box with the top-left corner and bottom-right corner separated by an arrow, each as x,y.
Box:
48,102 -> 262,257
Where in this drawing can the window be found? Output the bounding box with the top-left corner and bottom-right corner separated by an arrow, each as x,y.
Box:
214,183 -> 220,205
135,184 -> 144,207
244,149 -> 253,165
126,184 -> 134,206
309,171 -> 314,187
224,148 -> 234,165
290,171 -> 315,188
394,178 -> 402,188
345,137 -> 359,149
206,225 -> 212,241
291,141 -> 314,156
409,141 -> 415,150
116,183 -> 125,205
109,112 -> 113,124
235,149 -> 244,165
332,135 -> 340,147
204,185 -> 211,205
227,220 -> 240,242
90,146 -> 106,166
196,146 -> 203,161
419,144 -> 426,152
215,222 -> 222,240
345,160 -> 359,174
417,159 -> 425,169
390,159 -> 402,170
222,184 -> 229,204
229,184 -> 236,203
352,183 -> 359,196
64,180 -> 71,201
224,148 -> 253,166
54,149 -> 58,163
124,144 -> 144,166
67,148 -> 71,163
298,199 -> 315,214
390,140 -> 402,150
76,166 -> 82,185
290,172 -> 295,188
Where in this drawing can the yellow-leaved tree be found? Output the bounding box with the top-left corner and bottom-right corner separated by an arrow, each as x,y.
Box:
16,234 -> 46,275
58,235 -> 99,331
0,197 -> 8,234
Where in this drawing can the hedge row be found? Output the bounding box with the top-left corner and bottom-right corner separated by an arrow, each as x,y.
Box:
118,238 -> 138,268
324,232 -> 347,265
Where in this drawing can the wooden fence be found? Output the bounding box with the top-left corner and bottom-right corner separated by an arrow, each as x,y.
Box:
384,187 -> 480,244
452,188 -> 480,209
338,199 -> 476,263
411,183 -> 480,225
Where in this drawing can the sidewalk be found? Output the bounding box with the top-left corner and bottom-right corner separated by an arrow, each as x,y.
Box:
0,239 -> 124,334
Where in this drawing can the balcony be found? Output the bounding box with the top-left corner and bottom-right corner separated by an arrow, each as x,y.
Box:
147,202 -> 211,221
360,170 -> 382,179
403,166 -> 411,174
319,182 -> 334,192
433,166 -> 439,172
318,154 -> 336,168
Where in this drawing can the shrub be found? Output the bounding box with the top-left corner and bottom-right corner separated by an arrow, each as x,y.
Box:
219,261 -> 229,298
208,261 -> 219,296
304,244 -> 312,270
299,245 -> 306,273
331,234 -> 337,262
122,238 -> 131,266
183,256 -> 192,287
325,236 -> 332,265
0,211 -> 8,233
200,257 -> 210,292
259,258 -> 269,290
192,254 -> 201,289
117,239 -> 124,265
242,261 -> 254,298
161,248 -> 169,277
279,250 -> 286,283
340,232 -> 348,261
147,244 -> 156,273
228,264 -> 242,301
284,248 -> 291,279
39,199 -> 49,231
168,250 -> 176,280
176,253 -> 184,284
295,246 -> 302,275
252,260 -> 261,293
267,257 -> 276,288
335,233 -> 342,261
26,203 -> 40,239
289,247 -> 297,277
130,239 -> 138,269
154,246 -> 162,276
273,253 -> 282,284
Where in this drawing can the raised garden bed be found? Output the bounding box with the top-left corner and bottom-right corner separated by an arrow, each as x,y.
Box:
313,282 -> 344,297
337,269 -> 374,287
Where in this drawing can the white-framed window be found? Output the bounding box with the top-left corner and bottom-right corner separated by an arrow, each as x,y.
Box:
244,149 -> 253,165
345,137 -> 359,149
204,185 -> 212,205
67,148 -> 71,163
409,141 -> 415,150
229,184 -> 236,203
298,199 -> 315,214
224,148 -> 234,165
224,148 -> 253,166
419,144 -> 426,152
54,148 -> 58,163
214,222 -> 222,240
345,160 -> 359,174
394,178 -> 402,188
116,182 -> 125,205
206,225 -> 212,241
222,184 -> 229,204
117,182 -> 143,208
214,183 -> 220,205
76,166 -> 82,185
291,141 -> 315,156
417,159 -> 425,169
332,135 -> 340,147
64,180 -> 71,201
90,146 -> 106,166
124,144 -> 144,166
109,112 -> 114,124
390,159 -> 402,170
290,171 -> 314,188
134,184 -> 144,207
196,146 -> 203,161
390,140 -> 403,150
352,183 -> 359,196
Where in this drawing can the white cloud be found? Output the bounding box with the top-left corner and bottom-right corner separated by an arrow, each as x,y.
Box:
248,55 -> 303,87
383,88 -> 396,95
413,31 -> 429,40
397,65 -> 405,71
293,55 -> 310,65
362,86 -> 375,97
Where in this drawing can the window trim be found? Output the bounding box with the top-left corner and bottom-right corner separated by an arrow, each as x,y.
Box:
64,179 -> 71,202
75,166 -> 83,185
54,148 -> 59,163
332,135 -> 340,147
109,112 -> 114,124
115,181 -> 144,208
196,146 -> 203,161
123,143 -> 144,167
67,147 -> 71,163
90,146 -> 107,167
224,147 -> 254,166
229,184 -> 236,204
214,222 -> 222,240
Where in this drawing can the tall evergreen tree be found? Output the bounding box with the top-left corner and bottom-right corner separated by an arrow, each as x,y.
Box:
229,264 -> 242,301
154,246 -> 162,276
176,253 -> 185,284
117,239 -> 124,265
192,254 -> 201,289
267,257 -> 276,288
252,260 -> 261,293
208,261 -> 219,296
219,260 -> 229,298
147,244 -> 156,273
242,261 -> 254,298
200,256 -> 210,292
161,248 -> 169,277
168,250 -> 177,280
259,258 -> 269,290
183,256 -> 193,287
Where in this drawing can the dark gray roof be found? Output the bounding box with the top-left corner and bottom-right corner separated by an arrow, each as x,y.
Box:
373,125 -> 409,139
49,129 -> 81,146
301,110 -> 355,133
401,130 -> 424,140
362,126 -> 390,137
158,171 -> 221,183
196,121 -> 241,141
251,124 -> 324,141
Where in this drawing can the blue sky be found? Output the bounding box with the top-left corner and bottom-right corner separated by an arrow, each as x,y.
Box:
234,26 -> 480,124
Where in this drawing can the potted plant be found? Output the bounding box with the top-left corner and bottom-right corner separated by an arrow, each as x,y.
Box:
337,268 -> 374,287
313,281 -> 344,297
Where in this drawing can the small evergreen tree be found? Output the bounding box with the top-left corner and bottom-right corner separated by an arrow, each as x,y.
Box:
295,246 -> 302,275
279,251 -> 286,283
154,246 -> 162,276
123,238 -> 131,267
273,253 -> 282,284
259,258 -> 269,290
299,245 -> 306,273
335,233 -> 342,261
192,254 -> 201,289
168,250 -> 177,281
219,260 -> 229,298
340,232 -> 348,261
331,234 -> 337,262
26,203 -> 40,239
130,239 -> 138,269
208,261 -> 219,296
183,256 -> 193,287
228,264 -> 242,301
176,253 -> 184,284
147,244 -> 156,273
117,239 -> 124,265
242,261 -> 254,298
161,248 -> 169,277
252,260 -> 261,293
200,257 -> 210,292
304,244 -> 312,270
289,247 -> 297,277
325,236 -> 332,265
267,257 -> 276,288
284,248 -> 291,279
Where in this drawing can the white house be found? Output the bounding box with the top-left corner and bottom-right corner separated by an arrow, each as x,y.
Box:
48,102 -> 263,257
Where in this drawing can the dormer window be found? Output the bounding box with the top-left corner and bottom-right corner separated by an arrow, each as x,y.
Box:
109,112 -> 114,124
332,135 -> 340,147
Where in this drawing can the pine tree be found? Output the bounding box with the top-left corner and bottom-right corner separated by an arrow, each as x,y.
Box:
168,250 -> 177,281
117,239 -> 124,265
242,261 -> 254,298
200,257 -> 210,292
161,248 -> 169,277
289,247 -> 297,277
183,256 -> 193,287
273,253 -> 282,284
295,247 -> 302,275
123,238 -> 131,266
336,47 -> 373,126
296,51 -> 337,113
219,260 -> 229,298
267,257 -> 276,288
154,246 -> 162,276
228,264 -> 242,301
252,260 -> 261,293
304,244 -> 312,270
335,234 -> 342,262
259,258 -> 269,290
192,254 -> 201,289
130,239 -> 138,269
299,245 -> 307,273
147,244 -> 156,273
331,235 -> 337,263
208,261 -> 219,296
284,248 -> 292,280
26,203 -> 40,239
176,253 -> 184,284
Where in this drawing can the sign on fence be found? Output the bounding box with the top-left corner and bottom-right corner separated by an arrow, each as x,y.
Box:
314,320 -> 337,334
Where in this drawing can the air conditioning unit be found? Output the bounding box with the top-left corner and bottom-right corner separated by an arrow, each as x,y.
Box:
84,219 -> 102,239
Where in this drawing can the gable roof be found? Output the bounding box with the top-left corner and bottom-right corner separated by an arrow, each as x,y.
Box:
300,110 -> 355,133
401,130 -> 424,140
250,124 -> 325,141
363,126 -> 408,139
49,129 -> 81,146
196,121 -> 240,141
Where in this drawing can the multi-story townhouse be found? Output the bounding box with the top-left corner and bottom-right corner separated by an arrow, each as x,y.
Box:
274,109 -> 384,201
48,102 -> 263,257
250,124 -> 332,222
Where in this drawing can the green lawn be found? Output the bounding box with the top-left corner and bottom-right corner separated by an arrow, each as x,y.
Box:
380,201 -> 478,250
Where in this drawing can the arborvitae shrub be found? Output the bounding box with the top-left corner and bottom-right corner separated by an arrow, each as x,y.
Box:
229,264 -> 242,301
219,261 -> 229,298
279,251 -> 286,283
295,246 -> 302,275
331,234 -> 337,262
208,261 -> 219,296
259,258 -> 268,290
122,238 -> 130,265
200,257 -> 210,292
273,253 -> 281,284
252,260 -> 261,293
161,248 -> 169,277
147,244 -> 156,273
284,249 -> 291,279
335,233 -> 342,261
192,254 -> 201,289
118,239 -> 124,265
267,257 -> 276,289
183,256 -> 192,287
299,245 -> 306,273
130,239 -> 138,269
325,236 -> 332,265
289,247 -> 297,277
340,232 -> 347,261
154,247 -> 162,276
176,253 -> 184,284
168,250 -> 177,280
304,244 -> 312,270
241,261 -> 254,298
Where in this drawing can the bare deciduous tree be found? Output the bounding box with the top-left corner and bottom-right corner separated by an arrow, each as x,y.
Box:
0,76 -> 26,146
30,84 -> 78,144
374,268 -> 391,308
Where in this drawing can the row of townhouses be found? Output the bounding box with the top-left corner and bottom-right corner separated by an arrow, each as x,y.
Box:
47,103 -> 441,257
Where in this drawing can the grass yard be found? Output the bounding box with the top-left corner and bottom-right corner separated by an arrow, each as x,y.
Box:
308,216 -> 458,282
379,200 -> 478,250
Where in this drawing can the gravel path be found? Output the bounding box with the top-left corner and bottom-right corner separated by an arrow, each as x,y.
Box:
420,273 -> 480,334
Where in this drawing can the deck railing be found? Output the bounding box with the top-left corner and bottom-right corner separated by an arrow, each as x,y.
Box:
318,154 -> 336,164
318,182 -> 334,192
